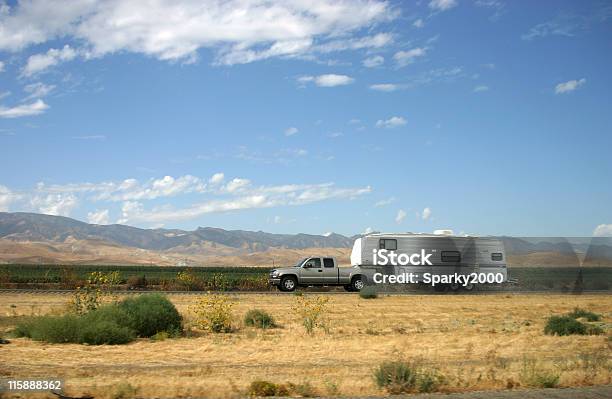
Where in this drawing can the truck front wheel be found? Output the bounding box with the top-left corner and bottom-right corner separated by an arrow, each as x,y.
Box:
351,276 -> 365,292
280,276 -> 297,292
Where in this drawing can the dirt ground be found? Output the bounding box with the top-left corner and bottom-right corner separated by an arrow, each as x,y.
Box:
0,293 -> 610,398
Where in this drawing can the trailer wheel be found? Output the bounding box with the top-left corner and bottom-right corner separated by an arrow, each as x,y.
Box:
351,276 -> 365,292
462,282 -> 475,291
434,283 -> 447,292
280,276 -> 297,292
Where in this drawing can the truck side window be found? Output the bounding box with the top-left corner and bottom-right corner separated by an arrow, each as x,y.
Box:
323,258 -> 334,268
305,258 -> 321,268
491,253 -> 503,261
441,251 -> 461,262
379,239 -> 397,250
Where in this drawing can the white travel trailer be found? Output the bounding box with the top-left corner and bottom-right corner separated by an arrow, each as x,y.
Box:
351,233 -> 508,291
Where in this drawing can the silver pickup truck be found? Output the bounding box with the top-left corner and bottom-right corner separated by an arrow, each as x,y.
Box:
268,257 -> 365,292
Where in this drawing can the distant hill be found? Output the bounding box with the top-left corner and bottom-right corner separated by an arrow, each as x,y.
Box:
0,212 -> 610,266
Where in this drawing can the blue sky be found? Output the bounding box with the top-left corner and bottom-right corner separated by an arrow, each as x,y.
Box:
0,0 -> 611,237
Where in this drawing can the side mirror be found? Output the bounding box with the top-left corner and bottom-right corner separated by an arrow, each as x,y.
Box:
303,263 -> 311,268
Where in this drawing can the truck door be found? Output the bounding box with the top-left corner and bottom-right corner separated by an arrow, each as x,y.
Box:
321,257 -> 338,283
300,257 -> 322,284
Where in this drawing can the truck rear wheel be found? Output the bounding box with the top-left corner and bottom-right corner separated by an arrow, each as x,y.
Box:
280,276 -> 297,292
351,276 -> 365,292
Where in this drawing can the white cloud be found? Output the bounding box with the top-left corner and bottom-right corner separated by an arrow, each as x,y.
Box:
395,209 -> 407,224
87,209 -> 110,225
593,224 -> 612,237
393,47 -> 426,67
72,135 -> 106,140
374,197 -> 395,207
421,207 -> 432,220
429,0 -> 458,11
31,193 -> 78,216
370,83 -> 399,92
209,172 -> 225,185
376,116 -> 407,128
555,78 -> 586,94
413,19 -> 424,28
363,55 -> 384,68
473,85 -> 489,92
363,226 -> 374,234
0,185 -> 17,211
284,127 -> 299,136
21,45 -> 77,76
225,178 -> 251,193
113,183 -> 371,224
23,82 -> 56,100
0,99 -> 49,118
1,1 -> 395,65
0,61 -> 4,72
8,174 -> 372,225
299,74 -> 354,87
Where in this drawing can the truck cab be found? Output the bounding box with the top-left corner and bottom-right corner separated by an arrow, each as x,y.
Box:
269,257 -> 364,292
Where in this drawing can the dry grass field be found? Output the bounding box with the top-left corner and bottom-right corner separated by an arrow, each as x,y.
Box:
0,293 -> 610,398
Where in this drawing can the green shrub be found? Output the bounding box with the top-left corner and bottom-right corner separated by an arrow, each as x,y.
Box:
567,308 -> 602,322
359,286 -> 378,299
244,309 -> 276,329
288,381 -> 317,397
14,294 -> 181,344
417,369 -> 444,393
247,380 -> 289,397
112,381 -> 139,399
14,311 -> 134,345
373,360 -> 417,394
519,358 -> 560,388
119,294 -> 182,337
16,314 -> 82,343
544,315 -> 587,336
80,320 -> 134,345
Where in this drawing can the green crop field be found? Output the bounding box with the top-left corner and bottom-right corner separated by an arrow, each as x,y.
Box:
0,264 -> 610,292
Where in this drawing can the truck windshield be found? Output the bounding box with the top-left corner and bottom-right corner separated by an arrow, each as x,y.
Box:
294,258 -> 307,267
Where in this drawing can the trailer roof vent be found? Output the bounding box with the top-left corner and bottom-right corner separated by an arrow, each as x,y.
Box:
433,229 -> 454,236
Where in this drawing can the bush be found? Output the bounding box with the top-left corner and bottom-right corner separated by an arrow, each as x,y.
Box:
191,293 -> 234,333
567,308 -> 602,322
15,310 -> 134,345
544,316 -> 587,336
359,286 -> 378,299
119,294 -> 182,337
80,320 -> 134,345
247,380 -> 289,397
15,314 -> 82,343
244,309 -> 276,329
292,295 -> 329,335
126,275 -> 147,290
373,360 -> 417,394
15,294 -> 181,344
519,358 -> 560,388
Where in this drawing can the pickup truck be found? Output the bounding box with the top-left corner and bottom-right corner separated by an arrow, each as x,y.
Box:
268,257 -> 365,292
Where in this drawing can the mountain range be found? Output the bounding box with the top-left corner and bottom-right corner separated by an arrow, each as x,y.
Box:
0,212 -> 610,267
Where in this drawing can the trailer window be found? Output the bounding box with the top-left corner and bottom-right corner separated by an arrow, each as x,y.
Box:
304,258 -> 321,268
323,258 -> 335,268
491,253 -> 503,261
441,251 -> 461,262
379,239 -> 397,250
